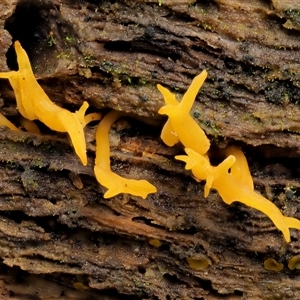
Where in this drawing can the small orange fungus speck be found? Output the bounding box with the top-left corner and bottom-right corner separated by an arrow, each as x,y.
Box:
73,282 -> 90,290
149,239 -> 162,247
288,255 -> 300,270
186,257 -> 209,271
264,258 -> 284,272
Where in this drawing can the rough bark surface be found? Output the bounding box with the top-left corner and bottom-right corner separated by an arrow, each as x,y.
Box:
0,0 -> 300,299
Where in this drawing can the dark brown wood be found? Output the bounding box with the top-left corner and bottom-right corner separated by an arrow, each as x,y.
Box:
0,0 -> 300,299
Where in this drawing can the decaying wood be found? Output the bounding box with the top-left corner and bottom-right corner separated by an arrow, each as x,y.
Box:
0,0 -> 300,299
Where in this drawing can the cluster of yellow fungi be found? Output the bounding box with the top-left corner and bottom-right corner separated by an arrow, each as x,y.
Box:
0,41 -> 156,199
264,255 -> 300,272
0,41 -> 104,166
0,41 -> 300,243
157,70 -> 300,243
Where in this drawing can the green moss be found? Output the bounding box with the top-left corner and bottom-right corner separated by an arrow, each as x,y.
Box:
84,54 -> 94,66
203,120 -> 219,134
139,78 -> 147,85
57,52 -> 72,59
34,160 -> 44,168
265,79 -> 300,106
101,60 -> 113,72
65,36 -> 74,43
48,35 -> 56,47
203,23 -> 213,31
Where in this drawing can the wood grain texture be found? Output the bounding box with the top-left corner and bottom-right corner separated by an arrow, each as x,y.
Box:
0,1 -> 299,299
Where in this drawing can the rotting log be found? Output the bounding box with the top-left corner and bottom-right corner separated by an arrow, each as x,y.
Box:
0,0 -> 299,299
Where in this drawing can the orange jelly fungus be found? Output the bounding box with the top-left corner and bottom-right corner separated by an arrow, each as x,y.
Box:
19,116 -> 41,134
158,70 -> 210,155
223,146 -> 253,190
158,71 -> 300,242
0,41 -> 93,166
94,110 -> 157,199
0,113 -> 20,131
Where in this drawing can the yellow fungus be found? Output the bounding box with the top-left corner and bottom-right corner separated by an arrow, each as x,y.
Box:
186,257 -> 210,271
176,148 -> 236,197
0,113 -> 20,131
0,41 -> 89,165
158,85 -> 180,146
176,147 -> 300,242
161,71 -> 300,242
94,110 -> 157,199
288,255 -> 300,270
149,239 -> 162,247
283,216 -> 300,230
19,116 -> 41,134
160,119 -> 179,147
264,258 -> 284,272
83,112 -> 102,127
223,146 -> 253,191
73,282 -> 90,290
157,70 -> 210,155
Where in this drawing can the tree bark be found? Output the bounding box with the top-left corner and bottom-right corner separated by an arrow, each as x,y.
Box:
0,0 -> 300,299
